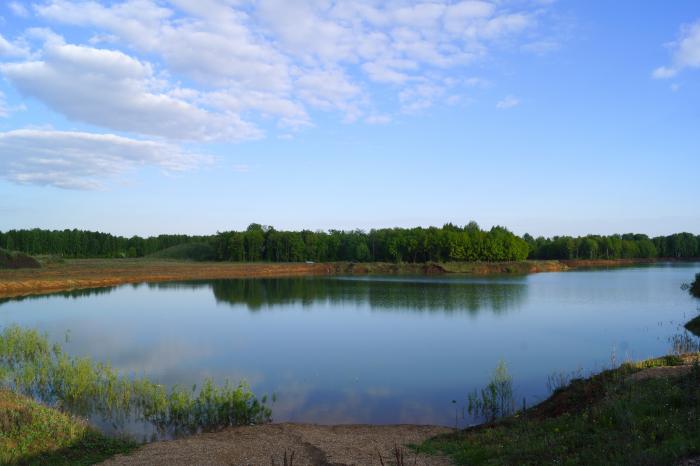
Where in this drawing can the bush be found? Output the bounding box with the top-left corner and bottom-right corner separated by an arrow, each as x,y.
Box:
467,360 -> 514,423
0,248 -> 41,269
148,242 -> 217,261
690,273 -> 700,298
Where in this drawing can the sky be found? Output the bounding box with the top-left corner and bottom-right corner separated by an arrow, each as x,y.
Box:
0,0 -> 699,238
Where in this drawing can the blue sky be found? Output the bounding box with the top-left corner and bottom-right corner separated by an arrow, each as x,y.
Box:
0,0 -> 698,237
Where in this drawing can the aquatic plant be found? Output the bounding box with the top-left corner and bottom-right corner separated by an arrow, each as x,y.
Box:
0,326 -> 271,437
467,360 -> 514,423
546,367 -> 584,394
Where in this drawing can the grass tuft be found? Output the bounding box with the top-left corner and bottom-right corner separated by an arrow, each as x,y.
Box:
0,389 -> 137,465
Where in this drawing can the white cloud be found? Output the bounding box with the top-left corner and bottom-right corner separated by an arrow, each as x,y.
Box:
0,129 -> 210,189
296,68 -> 364,121
652,66 -> 677,79
0,91 -> 25,117
365,114 -> 392,125
203,88 -> 309,126
28,0 -> 555,124
0,33 -> 28,57
0,40 -> 261,141
522,39 -> 560,55
9,2 -> 29,17
35,0 -> 292,91
653,19 -> 700,79
464,76 -> 490,87
232,164 -> 250,173
0,92 -> 7,117
496,95 -> 520,109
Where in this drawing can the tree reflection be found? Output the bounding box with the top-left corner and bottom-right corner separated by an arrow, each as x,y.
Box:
203,277 -> 527,314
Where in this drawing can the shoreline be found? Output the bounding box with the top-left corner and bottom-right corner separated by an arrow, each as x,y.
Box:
6,352 -> 696,465
0,257 -> 692,300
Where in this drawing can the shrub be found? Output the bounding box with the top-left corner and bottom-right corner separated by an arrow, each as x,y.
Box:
148,243 -> 217,261
0,248 -> 41,269
690,273 -> 700,298
467,360 -> 514,423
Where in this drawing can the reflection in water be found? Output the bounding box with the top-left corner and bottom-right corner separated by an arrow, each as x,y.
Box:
151,276 -> 528,314
1,264 -> 699,435
1,277 -> 527,315
0,285 -> 119,306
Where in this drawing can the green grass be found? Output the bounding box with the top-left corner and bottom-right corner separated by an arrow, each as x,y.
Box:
0,248 -> 41,269
0,326 -> 272,438
0,389 -> 137,465
148,242 -> 217,261
418,355 -> 700,465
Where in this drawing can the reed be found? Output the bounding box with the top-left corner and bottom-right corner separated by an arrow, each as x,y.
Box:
0,325 -> 271,437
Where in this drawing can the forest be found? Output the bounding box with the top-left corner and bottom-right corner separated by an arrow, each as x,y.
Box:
0,224 -> 698,263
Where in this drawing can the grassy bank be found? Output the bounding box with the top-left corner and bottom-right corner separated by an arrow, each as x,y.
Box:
419,354 -> 700,465
0,257 -> 679,300
0,389 -> 137,465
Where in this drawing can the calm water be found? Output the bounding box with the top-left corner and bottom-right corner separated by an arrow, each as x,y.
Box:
1,263 -> 699,433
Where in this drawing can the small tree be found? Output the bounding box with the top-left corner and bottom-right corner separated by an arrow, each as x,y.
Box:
468,360 -> 514,423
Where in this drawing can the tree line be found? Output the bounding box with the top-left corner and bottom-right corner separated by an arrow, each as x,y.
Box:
0,228 -> 206,258
524,232 -> 700,260
0,225 -> 698,263
214,222 -> 529,263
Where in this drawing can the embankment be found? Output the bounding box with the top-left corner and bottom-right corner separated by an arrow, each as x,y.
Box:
0,257 -> 684,299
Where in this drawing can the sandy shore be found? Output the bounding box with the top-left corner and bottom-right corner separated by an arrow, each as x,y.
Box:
100,423 -> 454,466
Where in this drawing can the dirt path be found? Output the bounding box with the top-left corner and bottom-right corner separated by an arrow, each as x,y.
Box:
100,423 -> 454,466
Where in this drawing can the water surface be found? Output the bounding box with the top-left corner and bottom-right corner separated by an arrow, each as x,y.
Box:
1,263 -> 699,433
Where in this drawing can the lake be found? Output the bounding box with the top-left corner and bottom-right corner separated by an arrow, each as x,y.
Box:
1,263 -> 699,435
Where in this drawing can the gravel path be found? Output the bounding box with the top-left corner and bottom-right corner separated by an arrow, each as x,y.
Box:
100,423 -> 454,466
